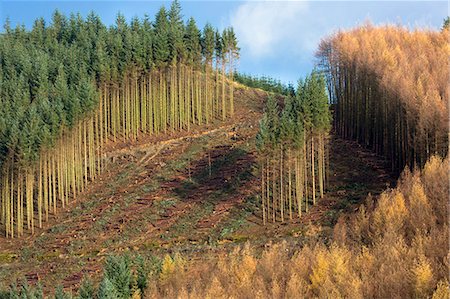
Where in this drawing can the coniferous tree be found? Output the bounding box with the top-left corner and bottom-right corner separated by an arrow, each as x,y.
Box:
317,25 -> 447,171
0,0 -> 239,237
103,255 -> 132,299
214,30 -> 225,119
168,0 -> 185,63
202,23 -> 215,122
153,7 -> 170,66
78,278 -> 95,299
97,277 -> 118,299
256,71 -> 331,224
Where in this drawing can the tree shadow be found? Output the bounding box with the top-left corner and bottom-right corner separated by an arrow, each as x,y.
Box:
172,145 -> 255,203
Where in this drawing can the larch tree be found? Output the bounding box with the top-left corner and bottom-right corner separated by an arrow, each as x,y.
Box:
317,25 -> 448,172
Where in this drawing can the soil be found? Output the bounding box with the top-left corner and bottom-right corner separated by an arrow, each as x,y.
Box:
0,85 -> 395,293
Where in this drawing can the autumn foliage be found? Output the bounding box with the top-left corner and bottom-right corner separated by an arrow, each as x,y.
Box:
317,24 -> 449,171
142,156 -> 449,298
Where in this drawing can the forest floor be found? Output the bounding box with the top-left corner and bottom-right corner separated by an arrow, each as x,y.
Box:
0,85 -> 396,292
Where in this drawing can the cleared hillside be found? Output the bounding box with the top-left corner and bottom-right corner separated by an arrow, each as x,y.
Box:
0,2 -> 238,238
0,84 -> 396,293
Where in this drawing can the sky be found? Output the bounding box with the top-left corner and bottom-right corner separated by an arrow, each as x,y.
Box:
0,0 -> 448,84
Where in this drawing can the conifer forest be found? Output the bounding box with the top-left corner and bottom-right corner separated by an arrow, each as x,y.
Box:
0,2 -> 448,298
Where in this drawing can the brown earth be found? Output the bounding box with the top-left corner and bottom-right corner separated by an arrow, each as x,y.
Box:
0,85 -> 395,293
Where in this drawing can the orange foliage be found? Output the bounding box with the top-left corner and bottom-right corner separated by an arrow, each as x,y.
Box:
317,25 -> 449,170
143,156 -> 449,298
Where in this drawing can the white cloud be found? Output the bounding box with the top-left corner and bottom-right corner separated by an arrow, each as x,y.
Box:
230,1 -> 310,59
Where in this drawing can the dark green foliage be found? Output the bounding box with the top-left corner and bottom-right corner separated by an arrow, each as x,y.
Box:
0,281 -> 43,299
256,114 -> 270,154
77,278 -> 94,299
280,96 -> 296,147
222,27 -> 239,61
184,18 -> 202,66
298,71 -> 331,133
214,30 -> 223,61
54,286 -> 71,299
443,16 -> 450,30
234,73 -> 292,95
19,280 -> 35,299
256,71 -> 331,222
103,255 -> 132,299
136,255 -> 149,293
97,277 -> 118,299
10,285 -> 19,299
201,23 -> 215,66
264,95 -> 280,148
0,285 -> 18,299
0,0 -> 233,171
0,282 -> 43,299
0,255 -> 163,298
297,78 -> 312,131
153,7 -> 170,66
34,285 -> 43,299
0,290 -> 11,299
168,0 -> 186,63
312,73 -> 332,132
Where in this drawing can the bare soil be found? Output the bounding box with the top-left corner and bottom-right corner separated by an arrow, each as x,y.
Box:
0,85 -> 395,293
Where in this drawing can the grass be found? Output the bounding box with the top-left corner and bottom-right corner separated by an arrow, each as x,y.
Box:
0,253 -> 18,264
49,223 -> 68,234
166,202 -> 215,240
154,199 -> 177,212
0,93 -> 397,293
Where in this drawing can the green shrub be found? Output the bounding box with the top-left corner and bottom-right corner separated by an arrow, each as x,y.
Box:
103,255 -> 132,299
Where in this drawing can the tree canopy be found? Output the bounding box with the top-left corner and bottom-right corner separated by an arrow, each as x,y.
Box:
0,2 -> 238,169
0,1 -> 240,237
317,24 -> 448,170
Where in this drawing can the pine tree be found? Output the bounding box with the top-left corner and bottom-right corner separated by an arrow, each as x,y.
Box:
78,278 -> 95,299
281,96 -> 295,220
153,7 -> 170,66
201,23 -> 215,122
214,30 -> 225,119
168,0 -> 185,63
185,18 -> 202,67
54,286 -> 72,299
0,1 -> 240,237
256,113 -> 270,225
256,72 -> 331,224
103,255 -> 132,299
97,277 -> 118,299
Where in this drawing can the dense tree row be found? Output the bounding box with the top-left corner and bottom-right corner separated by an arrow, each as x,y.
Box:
316,24 -> 448,171
256,71 -> 331,224
0,0 -> 239,237
234,73 -> 294,96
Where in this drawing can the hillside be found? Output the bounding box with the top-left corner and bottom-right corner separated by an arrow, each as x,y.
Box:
0,84 -> 396,293
0,3 -> 448,298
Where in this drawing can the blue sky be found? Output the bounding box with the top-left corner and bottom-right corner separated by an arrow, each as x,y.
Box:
1,1 -> 448,84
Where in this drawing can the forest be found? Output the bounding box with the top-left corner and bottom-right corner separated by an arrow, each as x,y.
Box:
233,73 -> 294,96
0,2 -> 448,298
316,24 -> 449,171
256,71 -> 331,224
0,0 -> 239,237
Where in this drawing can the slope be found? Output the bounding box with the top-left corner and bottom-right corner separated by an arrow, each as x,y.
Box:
0,84 -> 395,292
